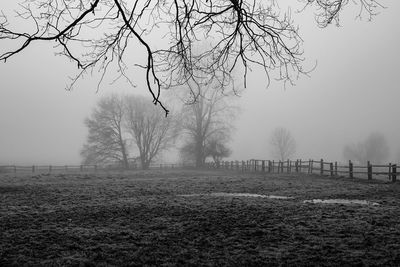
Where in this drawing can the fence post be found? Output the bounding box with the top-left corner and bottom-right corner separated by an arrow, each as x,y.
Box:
299,159 -> 302,173
310,160 -> 313,174
32,165 -> 35,173
262,160 -> 265,172
392,164 -> 397,182
349,160 -> 353,178
272,160 -> 274,173
287,159 -> 290,173
367,161 -> 372,180
388,163 -> 392,181
320,159 -> 324,176
254,160 -> 257,172
335,162 -> 338,176
330,163 -> 334,176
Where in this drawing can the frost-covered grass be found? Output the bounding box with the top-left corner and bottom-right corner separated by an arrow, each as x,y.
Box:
1,170 -> 399,266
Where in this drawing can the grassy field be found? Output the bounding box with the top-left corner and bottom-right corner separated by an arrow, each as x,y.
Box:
1,170 -> 400,266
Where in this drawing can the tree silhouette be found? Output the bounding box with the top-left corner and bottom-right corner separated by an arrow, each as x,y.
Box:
343,132 -> 389,164
269,127 -> 296,161
81,94 -> 129,168
81,93 -> 178,169
0,1 -> 383,114
180,86 -> 236,168
205,137 -> 232,163
125,95 -> 179,169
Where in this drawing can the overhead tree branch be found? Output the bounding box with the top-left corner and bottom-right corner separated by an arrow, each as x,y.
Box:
0,0 -> 383,115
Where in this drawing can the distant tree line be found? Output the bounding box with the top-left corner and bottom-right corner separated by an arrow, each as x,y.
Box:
81,87 -> 235,169
82,93 -> 396,170
343,132 -> 390,164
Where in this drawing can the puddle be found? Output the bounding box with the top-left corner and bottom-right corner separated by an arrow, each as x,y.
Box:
303,199 -> 380,206
179,193 -> 294,199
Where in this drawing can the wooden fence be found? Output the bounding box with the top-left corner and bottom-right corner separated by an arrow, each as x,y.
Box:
1,160 -> 397,182
206,159 -> 398,182
0,163 -> 195,174
0,164 -> 98,174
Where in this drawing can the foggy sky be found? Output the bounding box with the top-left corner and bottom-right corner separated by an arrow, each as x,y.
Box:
1,1 -> 399,165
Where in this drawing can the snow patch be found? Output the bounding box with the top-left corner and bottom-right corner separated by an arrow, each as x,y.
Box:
179,193 -> 294,199
303,199 -> 380,206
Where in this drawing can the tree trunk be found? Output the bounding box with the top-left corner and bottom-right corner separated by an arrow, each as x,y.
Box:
120,142 -> 129,169
142,162 -> 150,170
118,130 -> 129,169
140,155 -> 150,170
121,146 -> 129,169
195,138 -> 204,168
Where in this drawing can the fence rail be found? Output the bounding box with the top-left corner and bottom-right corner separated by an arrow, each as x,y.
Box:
206,159 -> 398,182
0,164 -> 98,174
0,163 -> 195,175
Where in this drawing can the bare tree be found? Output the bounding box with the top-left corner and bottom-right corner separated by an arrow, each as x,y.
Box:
81,93 -> 177,169
180,86 -> 236,168
81,94 -> 129,168
343,132 -> 389,164
0,1 -> 383,114
269,127 -> 296,161
125,95 -> 179,169
205,136 -> 232,163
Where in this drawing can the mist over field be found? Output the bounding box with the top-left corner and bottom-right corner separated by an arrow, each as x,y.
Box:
1,2 -> 400,266
0,1 -> 399,165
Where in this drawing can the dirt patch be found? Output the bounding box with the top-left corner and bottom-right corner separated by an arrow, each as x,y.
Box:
1,170 -> 399,266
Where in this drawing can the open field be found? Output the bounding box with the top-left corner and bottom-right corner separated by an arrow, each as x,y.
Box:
1,170 -> 400,266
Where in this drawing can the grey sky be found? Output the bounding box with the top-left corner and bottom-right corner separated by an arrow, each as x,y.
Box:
0,1 -> 399,165
231,1 -> 400,162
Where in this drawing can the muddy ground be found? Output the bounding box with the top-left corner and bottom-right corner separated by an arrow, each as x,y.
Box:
1,170 -> 399,266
